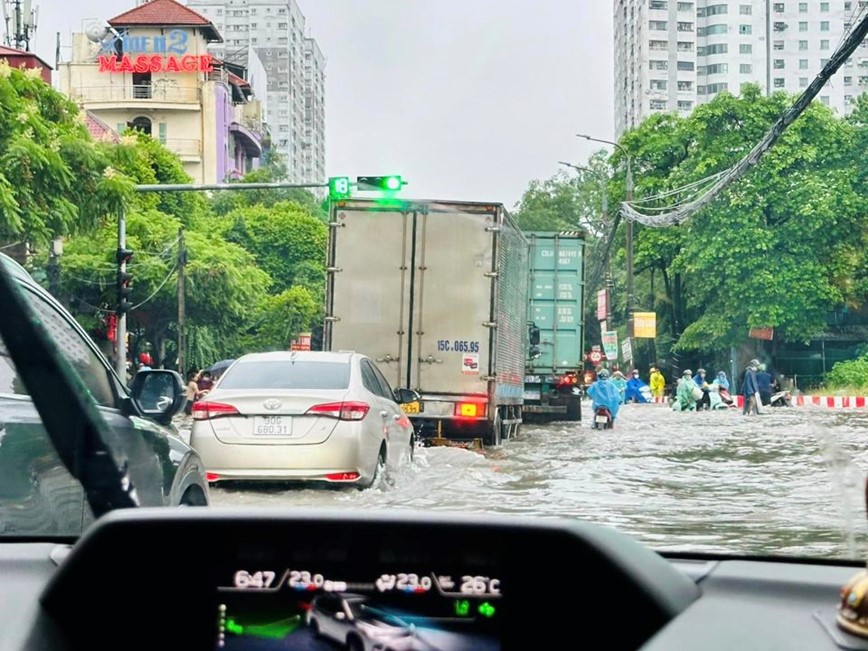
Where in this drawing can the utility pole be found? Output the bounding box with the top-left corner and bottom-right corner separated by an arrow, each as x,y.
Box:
576,134 -> 635,312
765,0 -> 772,97
177,227 -> 186,374
115,207 -> 127,380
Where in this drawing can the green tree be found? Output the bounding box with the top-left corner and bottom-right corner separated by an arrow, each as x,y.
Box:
219,201 -> 328,295
0,63 -> 132,246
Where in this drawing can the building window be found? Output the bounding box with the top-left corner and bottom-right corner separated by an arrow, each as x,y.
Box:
132,71 -> 151,98
650,0 -> 667,8
650,79 -> 668,90
774,78 -> 785,88
846,94 -> 853,104
799,77 -> 809,87
650,60 -> 669,70
799,59 -> 809,69
650,20 -> 668,30
739,24 -> 752,34
740,43 -> 752,54
677,60 -> 695,71
821,96 -> 830,105
706,82 -> 728,93
740,4 -> 752,14
799,40 -> 808,50
706,4 -> 728,15
650,39 -> 669,50
677,41 -> 694,52
820,21 -> 830,31
799,22 -> 808,31
677,80 -> 693,91
678,100 -> 693,110
820,2 -> 829,10
740,63 -> 752,73
774,59 -> 785,69
773,2 -> 784,11
799,2 -> 808,11
650,99 -> 668,110
773,40 -> 785,50
845,76 -> 853,85
821,40 -> 829,50
677,1 -> 693,10
130,116 -> 152,136
677,22 -> 694,31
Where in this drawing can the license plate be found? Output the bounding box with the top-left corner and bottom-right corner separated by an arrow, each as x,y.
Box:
525,375 -> 542,383
523,391 -> 541,401
401,401 -> 422,414
595,415 -> 609,424
253,416 -> 292,436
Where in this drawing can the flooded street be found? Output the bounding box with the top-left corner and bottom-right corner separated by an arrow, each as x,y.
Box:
180,402 -> 868,560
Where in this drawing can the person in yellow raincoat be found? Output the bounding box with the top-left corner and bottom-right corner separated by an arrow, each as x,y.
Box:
650,367 -> 666,399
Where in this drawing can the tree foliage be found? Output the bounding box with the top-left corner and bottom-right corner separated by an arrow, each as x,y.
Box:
0,63 -> 132,245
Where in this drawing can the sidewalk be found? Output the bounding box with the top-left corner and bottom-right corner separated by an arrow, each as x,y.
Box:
648,395 -> 867,408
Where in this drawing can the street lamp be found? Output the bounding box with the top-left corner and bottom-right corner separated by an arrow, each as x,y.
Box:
576,134 -> 635,313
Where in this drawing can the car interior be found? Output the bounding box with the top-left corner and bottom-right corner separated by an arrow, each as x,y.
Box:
2,229 -> 868,651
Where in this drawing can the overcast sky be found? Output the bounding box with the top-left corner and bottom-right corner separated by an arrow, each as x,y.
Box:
33,1 -> 614,209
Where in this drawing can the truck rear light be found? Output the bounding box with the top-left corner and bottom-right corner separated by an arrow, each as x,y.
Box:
192,401 -> 240,421
306,401 -> 370,421
455,402 -> 485,418
205,472 -> 221,482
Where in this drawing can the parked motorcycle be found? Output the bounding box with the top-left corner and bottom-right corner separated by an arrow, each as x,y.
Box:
770,390 -> 793,407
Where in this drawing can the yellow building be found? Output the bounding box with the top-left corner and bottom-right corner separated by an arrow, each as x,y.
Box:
59,0 -> 263,184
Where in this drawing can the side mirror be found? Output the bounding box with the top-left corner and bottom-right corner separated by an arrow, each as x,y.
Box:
130,369 -> 185,426
529,324 -> 541,346
394,388 -> 421,404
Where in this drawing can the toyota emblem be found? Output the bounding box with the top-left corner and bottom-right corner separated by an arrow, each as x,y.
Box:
263,399 -> 282,410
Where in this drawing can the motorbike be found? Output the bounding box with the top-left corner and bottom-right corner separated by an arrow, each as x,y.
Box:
592,405 -> 614,430
770,390 -> 793,407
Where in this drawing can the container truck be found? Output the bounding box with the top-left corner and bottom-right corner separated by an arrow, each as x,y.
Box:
323,197 -> 529,446
522,231 -> 586,423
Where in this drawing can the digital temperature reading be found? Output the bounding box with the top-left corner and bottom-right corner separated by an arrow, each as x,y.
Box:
375,573 -> 433,593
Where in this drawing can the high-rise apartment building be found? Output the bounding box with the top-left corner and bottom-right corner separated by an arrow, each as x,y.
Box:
187,0 -> 325,183
614,0 -> 859,137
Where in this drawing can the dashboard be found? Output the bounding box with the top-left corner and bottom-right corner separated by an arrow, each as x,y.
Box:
0,507 -> 865,650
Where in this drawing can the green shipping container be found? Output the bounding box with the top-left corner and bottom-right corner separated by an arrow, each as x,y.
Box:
526,232 -> 585,375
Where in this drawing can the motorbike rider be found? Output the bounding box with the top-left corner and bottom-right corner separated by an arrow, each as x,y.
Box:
587,368 -> 621,426
672,369 -> 698,411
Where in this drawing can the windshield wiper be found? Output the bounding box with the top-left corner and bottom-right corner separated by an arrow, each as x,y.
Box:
0,260 -> 138,516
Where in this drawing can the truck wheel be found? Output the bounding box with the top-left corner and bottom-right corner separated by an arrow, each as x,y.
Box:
566,395 -> 581,421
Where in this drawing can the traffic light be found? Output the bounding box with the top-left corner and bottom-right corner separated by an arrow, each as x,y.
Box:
328,176 -> 351,200
116,247 -> 133,315
356,175 -> 404,192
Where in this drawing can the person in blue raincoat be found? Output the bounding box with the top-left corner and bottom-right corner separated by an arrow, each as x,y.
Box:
611,370 -> 628,404
587,369 -> 622,423
624,369 -> 651,403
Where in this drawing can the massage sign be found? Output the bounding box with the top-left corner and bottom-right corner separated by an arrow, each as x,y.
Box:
96,28 -> 213,73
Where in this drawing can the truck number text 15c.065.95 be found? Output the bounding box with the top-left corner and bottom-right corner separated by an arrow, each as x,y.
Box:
436,340 -> 479,353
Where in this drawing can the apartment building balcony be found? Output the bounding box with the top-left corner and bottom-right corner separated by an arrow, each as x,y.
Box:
69,84 -> 202,110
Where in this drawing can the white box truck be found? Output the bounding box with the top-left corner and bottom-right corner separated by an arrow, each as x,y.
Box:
323,198 -> 529,446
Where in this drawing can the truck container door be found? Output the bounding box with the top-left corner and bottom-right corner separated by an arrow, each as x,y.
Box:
410,207 -> 495,396
327,206 -> 412,390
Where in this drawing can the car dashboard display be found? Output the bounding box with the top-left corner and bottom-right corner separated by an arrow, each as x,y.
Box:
36,507 -> 699,650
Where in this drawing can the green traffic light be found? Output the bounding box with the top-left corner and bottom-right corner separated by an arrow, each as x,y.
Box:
385,176 -> 401,190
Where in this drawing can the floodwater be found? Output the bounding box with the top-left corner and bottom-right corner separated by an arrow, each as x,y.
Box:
180,401 -> 868,559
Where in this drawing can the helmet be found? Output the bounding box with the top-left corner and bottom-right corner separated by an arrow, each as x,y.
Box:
749,358 -> 760,368
597,369 -> 610,379
139,353 -> 152,365
683,368 -> 693,376
697,368 -> 706,375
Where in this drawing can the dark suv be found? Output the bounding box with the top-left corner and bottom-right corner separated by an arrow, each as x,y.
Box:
0,252 -> 208,536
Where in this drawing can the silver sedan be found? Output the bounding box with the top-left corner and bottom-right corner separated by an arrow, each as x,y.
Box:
189,351 -> 418,488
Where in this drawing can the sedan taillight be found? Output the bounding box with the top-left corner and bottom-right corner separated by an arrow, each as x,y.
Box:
306,401 -> 370,421
192,401 -> 240,421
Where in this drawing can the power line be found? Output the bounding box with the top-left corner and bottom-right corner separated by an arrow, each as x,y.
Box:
620,9 -> 868,228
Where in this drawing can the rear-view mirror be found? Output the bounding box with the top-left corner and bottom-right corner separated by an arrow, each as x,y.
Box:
394,388 -> 421,404
130,370 -> 185,426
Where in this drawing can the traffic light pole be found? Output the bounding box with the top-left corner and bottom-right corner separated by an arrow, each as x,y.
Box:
115,206 -> 127,380
135,181 -> 328,193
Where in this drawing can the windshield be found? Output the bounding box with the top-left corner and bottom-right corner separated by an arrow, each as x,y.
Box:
2,1 -> 867,565
218,360 -> 350,391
